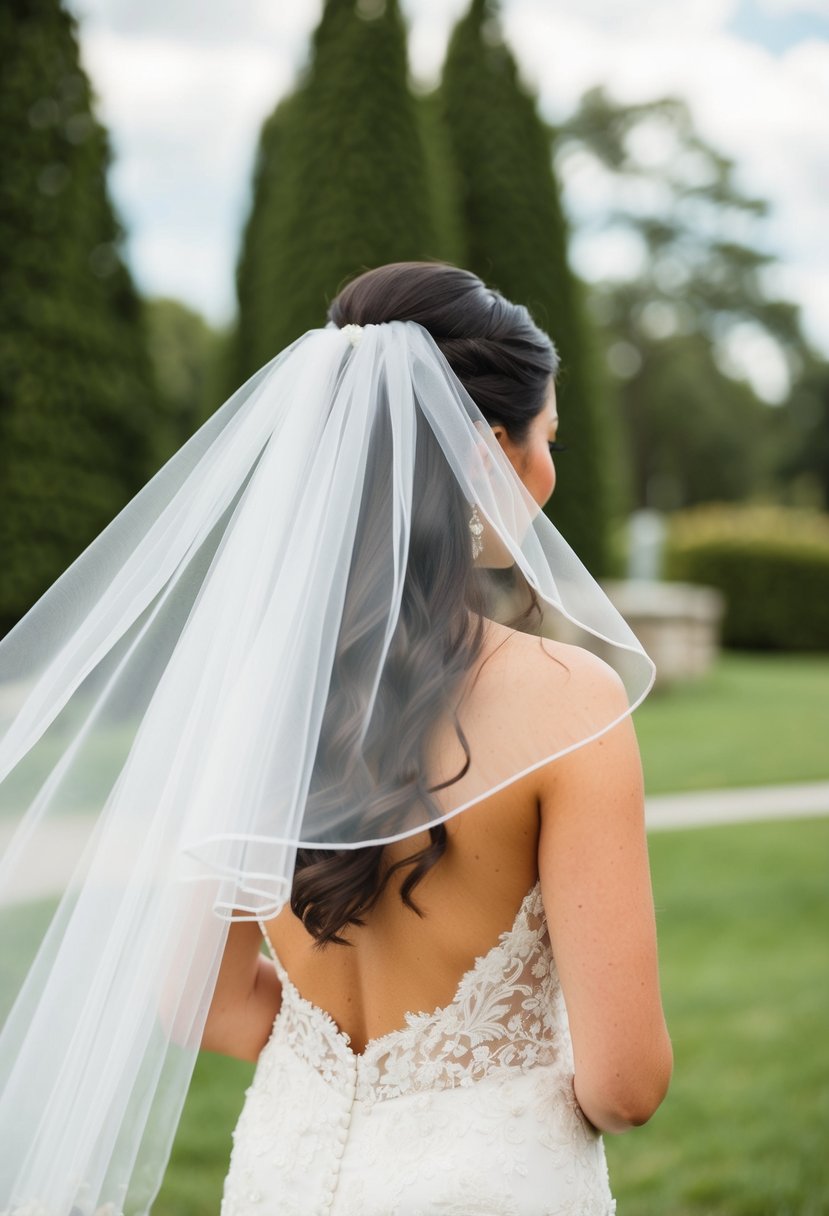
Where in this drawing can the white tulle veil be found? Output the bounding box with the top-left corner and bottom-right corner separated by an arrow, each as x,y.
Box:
0,318 -> 654,1213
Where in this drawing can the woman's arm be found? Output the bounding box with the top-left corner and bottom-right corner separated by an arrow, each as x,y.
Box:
536,653 -> 673,1134
200,918 -> 283,1062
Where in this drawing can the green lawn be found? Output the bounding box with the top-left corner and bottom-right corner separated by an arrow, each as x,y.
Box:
634,652 -> 829,794
155,1051 -> 253,1212
605,817 -> 829,1215
156,816 -> 829,1215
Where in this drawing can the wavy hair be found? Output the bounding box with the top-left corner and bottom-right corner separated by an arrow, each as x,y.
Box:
291,261 -> 560,944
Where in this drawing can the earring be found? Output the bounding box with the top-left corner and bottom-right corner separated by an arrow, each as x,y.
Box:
468,503 -> 484,559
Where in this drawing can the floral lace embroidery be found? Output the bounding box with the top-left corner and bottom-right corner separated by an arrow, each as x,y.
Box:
222,883 -> 616,1215
260,881 -> 570,1106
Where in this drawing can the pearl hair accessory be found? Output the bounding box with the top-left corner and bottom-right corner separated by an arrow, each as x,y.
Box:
341,323 -> 364,347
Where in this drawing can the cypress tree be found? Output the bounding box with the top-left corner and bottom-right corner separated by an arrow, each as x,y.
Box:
143,297 -> 224,462
0,0 -> 158,632
414,87 -> 467,270
233,92 -> 303,387
233,0 -> 438,380
438,0 -> 612,572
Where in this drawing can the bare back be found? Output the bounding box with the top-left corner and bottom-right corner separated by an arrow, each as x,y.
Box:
212,615 -> 671,1134
260,620 -> 571,1054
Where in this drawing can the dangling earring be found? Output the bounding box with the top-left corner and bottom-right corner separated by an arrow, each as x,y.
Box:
468,503 -> 484,559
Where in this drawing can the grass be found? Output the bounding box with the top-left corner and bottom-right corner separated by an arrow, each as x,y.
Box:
4,652 -> 824,1207
604,817 -> 829,1215
154,1053 -> 253,1212
156,816 -> 829,1215
634,652 -> 829,794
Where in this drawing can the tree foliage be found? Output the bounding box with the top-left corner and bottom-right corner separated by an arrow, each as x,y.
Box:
559,86 -> 804,355
413,86 -> 466,272
143,297 -> 227,466
0,0 -> 158,632
557,86 -> 822,511
773,357 -> 829,510
615,328 -> 770,508
437,0 -> 613,572
233,0 -> 439,383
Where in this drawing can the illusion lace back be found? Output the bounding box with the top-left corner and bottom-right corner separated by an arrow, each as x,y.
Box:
220,881 -> 616,1215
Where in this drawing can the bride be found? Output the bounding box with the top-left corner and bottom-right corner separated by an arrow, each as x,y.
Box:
208,262 -> 672,1213
0,261 -> 670,1215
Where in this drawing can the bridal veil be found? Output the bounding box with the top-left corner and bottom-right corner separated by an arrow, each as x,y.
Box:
0,319 -> 654,1213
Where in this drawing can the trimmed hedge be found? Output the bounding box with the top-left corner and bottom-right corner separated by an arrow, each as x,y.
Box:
664,505 -> 829,651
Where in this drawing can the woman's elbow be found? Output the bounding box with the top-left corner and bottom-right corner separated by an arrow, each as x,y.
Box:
610,1034 -> 674,1129
618,1067 -> 672,1129
576,1032 -> 673,1134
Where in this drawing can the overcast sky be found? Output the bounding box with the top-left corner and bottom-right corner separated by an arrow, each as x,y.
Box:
66,0 -> 829,393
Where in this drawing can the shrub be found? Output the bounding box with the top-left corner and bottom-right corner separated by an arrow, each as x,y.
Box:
663,504 -> 829,651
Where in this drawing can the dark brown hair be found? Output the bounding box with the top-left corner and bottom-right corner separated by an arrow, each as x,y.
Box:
291,261 -> 559,944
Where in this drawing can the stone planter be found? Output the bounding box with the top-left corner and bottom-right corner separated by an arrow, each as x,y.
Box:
532,578 -> 723,690
600,579 -> 724,687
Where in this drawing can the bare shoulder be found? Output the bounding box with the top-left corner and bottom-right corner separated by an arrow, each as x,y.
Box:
538,643 -> 642,804
498,628 -> 629,724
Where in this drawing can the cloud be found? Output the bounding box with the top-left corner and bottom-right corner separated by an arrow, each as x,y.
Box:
758,0 -> 829,18
405,0 -> 472,86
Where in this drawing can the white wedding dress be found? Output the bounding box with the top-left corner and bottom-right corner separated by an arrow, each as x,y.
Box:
220,881 -> 616,1215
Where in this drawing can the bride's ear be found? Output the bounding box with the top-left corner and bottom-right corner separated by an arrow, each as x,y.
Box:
472,420 -> 498,472
475,417 -> 513,456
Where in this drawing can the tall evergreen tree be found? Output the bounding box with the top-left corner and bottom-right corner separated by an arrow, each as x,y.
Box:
0,0 -> 158,633
438,0 -> 613,573
414,87 -> 467,271
143,297 -> 225,463
233,92 -> 302,388
234,0 -> 440,382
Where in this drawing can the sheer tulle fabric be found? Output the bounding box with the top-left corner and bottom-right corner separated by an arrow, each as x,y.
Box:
0,320 -> 654,1213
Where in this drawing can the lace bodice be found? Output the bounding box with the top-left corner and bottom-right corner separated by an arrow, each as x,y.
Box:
263,880 -> 569,1104
221,881 -> 616,1215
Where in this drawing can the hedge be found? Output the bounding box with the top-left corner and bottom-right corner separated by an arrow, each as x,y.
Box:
663,504 -> 829,651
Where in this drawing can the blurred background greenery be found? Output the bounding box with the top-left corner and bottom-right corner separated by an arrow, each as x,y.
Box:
2,0 -> 827,1211
3,0 -> 828,633
157,814 -> 829,1216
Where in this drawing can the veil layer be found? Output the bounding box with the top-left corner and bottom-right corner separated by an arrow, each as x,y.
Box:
0,319 -> 654,1213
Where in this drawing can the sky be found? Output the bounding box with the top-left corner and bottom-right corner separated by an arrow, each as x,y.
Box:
65,0 -> 829,397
